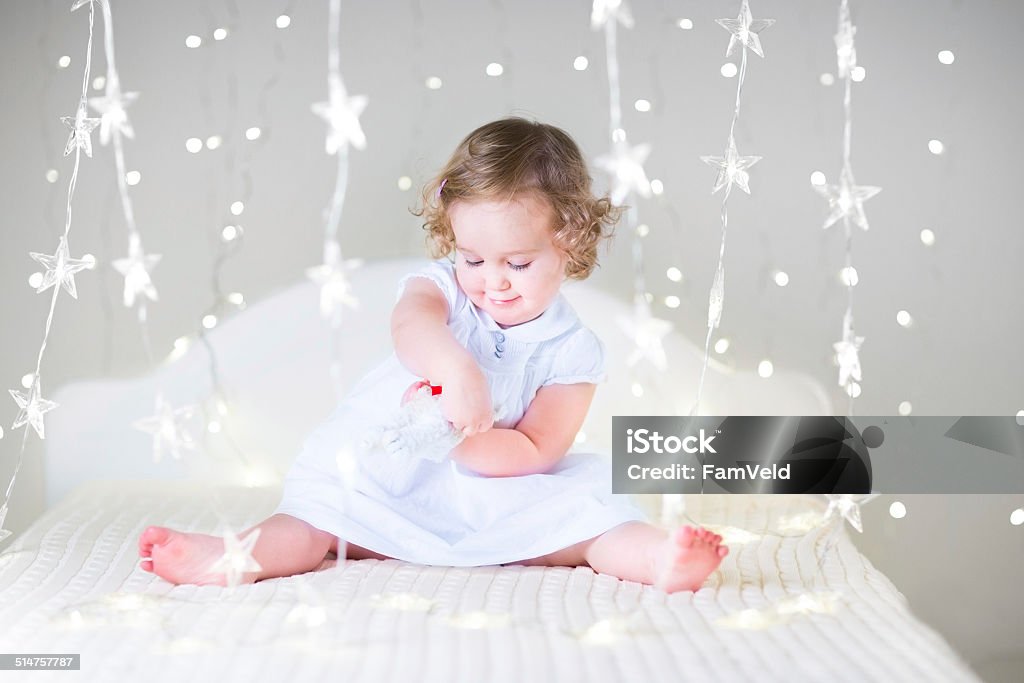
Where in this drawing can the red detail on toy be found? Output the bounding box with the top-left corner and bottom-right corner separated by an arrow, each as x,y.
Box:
430,384 -> 443,396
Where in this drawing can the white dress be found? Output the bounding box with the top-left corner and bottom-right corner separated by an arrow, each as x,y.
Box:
274,260 -> 647,566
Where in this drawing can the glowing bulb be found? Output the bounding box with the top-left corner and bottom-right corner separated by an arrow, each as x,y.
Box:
664,295 -> 681,309
810,171 -> 826,186
45,169 -> 59,183
920,229 -> 935,246
636,223 -> 650,237
896,310 -> 912,327
185,138 -> 203,153
573,56 -> 589,71
889,502 -> 907,519
898,401 -> 912,416
205,135 -> 222,150
227,292 -> 244,306
28,272 -> 44,288
840,266 -> 859,287
938,50 -> 955,65
425,76 -> 442,90
845,382 -> 862,398
397,176 -> 412,191
1011,509 -> 1024,526
207,420 -> 221,434
230,201 -> 244,216
1016,410 -> 1024,426
634,99 -> 651,112
714,338 -> 730,354
486,62 -> 504,77
650,179 -> 664,195
185,35 -> 202,49
819,73 -> 835,86
757,360 -> 774,378
721,63 -> 738,78
58,55 -> 71,68
92,76 -> 105,90
677,18 -> 693,30
574,431 -> 587,444
125,171 -> 141,186
666,267 -> 683,283
221,225 -> 239,241
21,373 -> 35,389
174,337 -> 190,352
631,383 -> 644,398
851,66 -> 866,82
773,271 -> 789,287
213,28 -> 227,41
611,128 -> 626,143
928,139 -> 944,155
202,315 -> 218,329
245,127 -> 261,140
276,15 -> 291,29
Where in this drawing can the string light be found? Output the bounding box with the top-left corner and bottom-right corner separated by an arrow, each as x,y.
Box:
125,170 -> 140,185
1010,508 -> 1024,526
276,15 -> 291,29
649,179 -> 663,195
758,360 -> 774,378
810,170 -> 826,186
1016,410 -> 1024,426
720,63 -> 738,77
221,225 -> 239,241
185,35 -> 201,49
28,273 -> 44,288
245,126 -> 261,140
185,137 -> 202,153
889,502 -> 907,519
230,201 -> 244,216
397,176 -> 412,191
937,50 -> 955,65
677,18 -> 693,30
58,55 -> 71,68
896,310 -> 912,327
205,135 -> 222,150
631,383 -> 644,398
664,295 -> 680,308
714,338 -> 730,354
573,56 -> 589,70
92,76 -> 105,90
633,98 -> 650,112
45,169 -> 59,183
839,266 -> 859,286
666,266 -> 682,282
850,65 -> 865,81
898,401 -> 912,416
425,76 -> 442,89
485,62 -> 504,76
927,139 -> 944,155
773,271 -> 789,287
819,73 -> 835,86
920,228 -> 935,246
213,28 -> 227,41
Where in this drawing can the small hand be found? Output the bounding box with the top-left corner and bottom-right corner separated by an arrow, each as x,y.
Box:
438,362 -> 494,437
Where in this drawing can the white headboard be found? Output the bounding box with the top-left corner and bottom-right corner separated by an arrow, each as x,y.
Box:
45,258 -> 830,506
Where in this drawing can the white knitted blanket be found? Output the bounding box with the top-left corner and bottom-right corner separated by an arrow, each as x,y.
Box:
0,481 -> 978,682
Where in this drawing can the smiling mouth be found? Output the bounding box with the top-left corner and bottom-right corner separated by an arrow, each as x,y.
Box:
489,296 -> 520,306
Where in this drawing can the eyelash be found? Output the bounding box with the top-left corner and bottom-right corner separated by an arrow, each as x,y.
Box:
465,259 -> 532,271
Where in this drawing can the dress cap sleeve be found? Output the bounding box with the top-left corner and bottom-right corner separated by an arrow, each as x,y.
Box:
543,327 -> 607,386
396,260 -> 465,320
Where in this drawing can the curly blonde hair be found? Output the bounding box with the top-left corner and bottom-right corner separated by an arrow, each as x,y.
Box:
412,117 -> 621,280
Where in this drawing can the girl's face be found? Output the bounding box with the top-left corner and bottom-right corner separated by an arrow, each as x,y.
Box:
449,193 -> 567,328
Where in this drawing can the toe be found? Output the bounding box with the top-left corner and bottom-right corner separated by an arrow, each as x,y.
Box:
139,559 -> 153,572
141,526 -> 171,551
718,546 -> 729,557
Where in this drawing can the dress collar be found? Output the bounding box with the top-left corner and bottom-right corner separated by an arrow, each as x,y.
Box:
470,294 -> 578,343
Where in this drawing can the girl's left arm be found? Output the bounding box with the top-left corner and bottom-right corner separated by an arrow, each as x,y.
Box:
449,383 -> 596,477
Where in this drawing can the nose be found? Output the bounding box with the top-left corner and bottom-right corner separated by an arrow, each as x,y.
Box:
484,266 -> 509,291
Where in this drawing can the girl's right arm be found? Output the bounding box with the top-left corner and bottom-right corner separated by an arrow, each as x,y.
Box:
391,278 -> 493,436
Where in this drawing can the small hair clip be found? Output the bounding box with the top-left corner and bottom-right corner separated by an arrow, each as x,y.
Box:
437,178 -> 447,199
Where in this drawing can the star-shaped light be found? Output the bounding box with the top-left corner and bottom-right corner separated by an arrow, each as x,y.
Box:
306,247 -> 360,325
707,262 -> 725,329
112,233 -> 161,307
833,309 -> 865,388
207,528 -> 262,590
70,0 -> 101,11
0,500 -> 13,544
132,393 -> 197,464
618,297 -> 672,371
594,137 -> 651,206
700,136 -> 762,195
715,0 -> 775,58
815,165 -> 881,231
823,493 -> 879,533
10,380 -> 59,440
311,80 -> 368,155
590,0 -> 634,29
834,3 -> 857,78
60,102 -> 101,158
29,236 -> 95,299
88,88 -> 139,146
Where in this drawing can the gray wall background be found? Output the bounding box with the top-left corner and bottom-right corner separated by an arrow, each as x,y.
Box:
1,0 -> 1022,678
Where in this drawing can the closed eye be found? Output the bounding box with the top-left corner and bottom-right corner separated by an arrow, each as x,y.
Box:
463,259 -> 532,271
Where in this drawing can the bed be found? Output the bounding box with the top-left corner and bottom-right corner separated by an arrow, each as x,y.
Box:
0,259 -> 979,681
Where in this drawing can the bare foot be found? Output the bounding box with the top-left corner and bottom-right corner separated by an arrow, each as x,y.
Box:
652,525 -> 728,593
138,526 -> 256,587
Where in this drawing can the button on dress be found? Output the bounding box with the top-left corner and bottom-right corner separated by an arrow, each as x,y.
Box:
275,260 -> 647,566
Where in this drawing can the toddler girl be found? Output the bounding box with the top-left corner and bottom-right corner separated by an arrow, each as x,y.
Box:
139,117 -> 727,593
